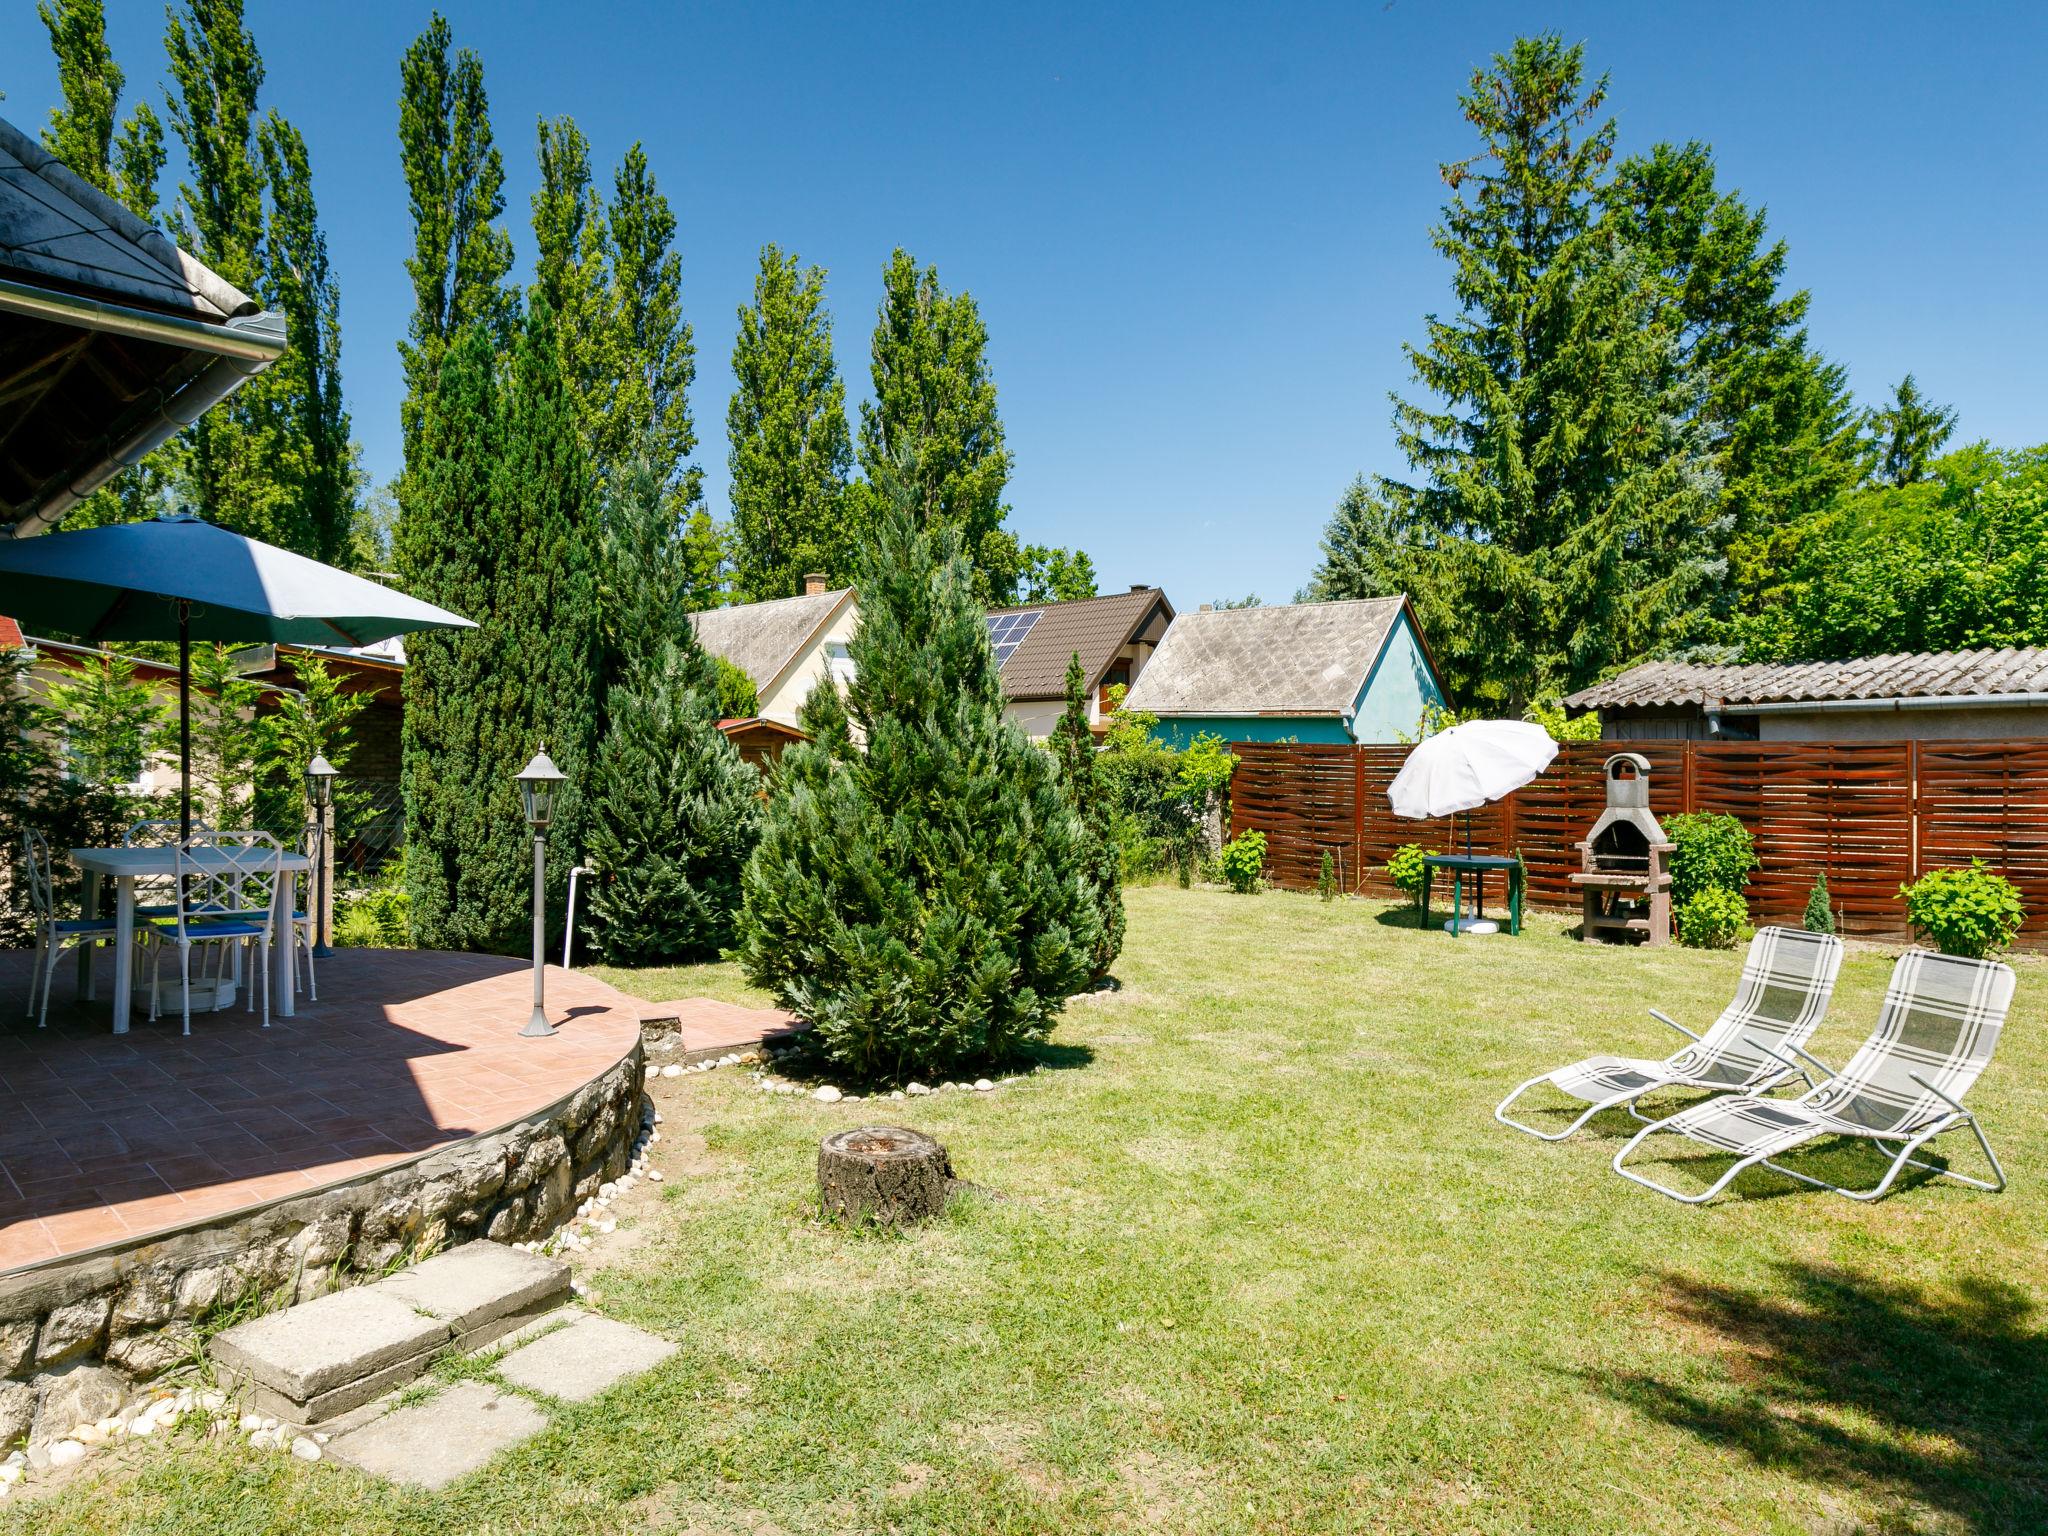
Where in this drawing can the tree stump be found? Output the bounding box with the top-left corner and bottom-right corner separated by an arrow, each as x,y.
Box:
817,1126 -> 953,1227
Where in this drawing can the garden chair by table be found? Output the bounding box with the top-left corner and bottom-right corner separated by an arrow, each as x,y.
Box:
287,820 -> 321,1002
1496,926 -> 1843,1141
20,829 -> 120,1028
123,818 -> 213,973
146,831 -> 283,1036
1612,949 -> 2014,1204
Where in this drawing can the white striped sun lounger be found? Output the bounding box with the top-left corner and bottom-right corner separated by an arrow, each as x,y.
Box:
1496,926 -> 1844,1141
1613,948 -> 2015,1204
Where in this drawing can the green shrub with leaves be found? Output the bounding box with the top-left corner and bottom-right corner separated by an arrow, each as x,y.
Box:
711,655 -> 759,719
1387,844 -> 1428,900
734,485 -> 1100,1083
1803,872 -> 1835,935
1900,860 -> 2025,958
1218,830 -> 1266,894
1050,651 -> 1124,977
336,860 -> 412,947
1676,886 -> 1748,949
1096,692 -> 1201,885
1664,812 -> 1758,907
1318,850 -> 1337,902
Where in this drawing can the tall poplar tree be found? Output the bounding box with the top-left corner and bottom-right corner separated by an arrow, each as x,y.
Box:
162,0 -> 351,557
1309,35 -> 1719,708
856,249 -> 1021,603
727,244 -> 854,600
37,0 -> 170,529
397,12 -> 514,458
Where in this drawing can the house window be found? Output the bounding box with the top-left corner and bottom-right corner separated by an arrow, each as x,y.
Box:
824,642 -> 855,687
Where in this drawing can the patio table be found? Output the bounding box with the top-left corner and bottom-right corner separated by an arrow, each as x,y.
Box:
70,845 -> 311,1033
1420,853 -> 1523,937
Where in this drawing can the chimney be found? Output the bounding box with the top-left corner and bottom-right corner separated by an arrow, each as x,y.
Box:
1198,603 -> 1214,612
803,572 -> 828,596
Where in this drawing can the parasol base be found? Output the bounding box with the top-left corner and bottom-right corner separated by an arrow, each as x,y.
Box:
1443,918 -> 1500,936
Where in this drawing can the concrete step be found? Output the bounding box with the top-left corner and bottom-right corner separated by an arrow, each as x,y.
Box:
209,1241 -> 570,1425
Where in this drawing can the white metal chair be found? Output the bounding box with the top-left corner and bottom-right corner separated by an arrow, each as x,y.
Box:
1496,926 -> 1844,1140
1613,949 -> 2015,1203
20,828 -> 120,1028
287,820 -> 321,1002
146,831 -> 283,1036
122,818 -> 213,972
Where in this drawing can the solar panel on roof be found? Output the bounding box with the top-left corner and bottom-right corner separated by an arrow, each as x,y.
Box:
985,610 -> 1042,668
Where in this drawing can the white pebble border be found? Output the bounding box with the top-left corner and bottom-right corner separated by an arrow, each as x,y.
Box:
1,1386 -> 337,1497
748,1065 -> 1034,1103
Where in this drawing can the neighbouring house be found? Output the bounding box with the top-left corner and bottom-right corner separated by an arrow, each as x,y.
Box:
987,585 -> 1176,739
1121,595 -> 1448,748
688,575 -> 856,730
1,114 -> 285,536
1566,650 -> 2048,742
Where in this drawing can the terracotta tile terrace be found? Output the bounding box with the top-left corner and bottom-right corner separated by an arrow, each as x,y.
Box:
0,947 -> 649,1275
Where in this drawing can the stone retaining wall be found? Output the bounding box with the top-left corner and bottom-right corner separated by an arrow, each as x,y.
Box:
0,1043 -> 643,1448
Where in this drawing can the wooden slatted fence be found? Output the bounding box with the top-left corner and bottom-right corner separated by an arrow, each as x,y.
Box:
1229,737 -> 2048,943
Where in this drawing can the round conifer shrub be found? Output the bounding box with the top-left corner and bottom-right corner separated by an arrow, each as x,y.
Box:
734,493 -> 1102,1083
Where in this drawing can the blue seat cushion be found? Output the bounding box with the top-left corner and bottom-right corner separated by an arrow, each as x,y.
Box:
53,917 -> 119,935
150,918 -> 266,940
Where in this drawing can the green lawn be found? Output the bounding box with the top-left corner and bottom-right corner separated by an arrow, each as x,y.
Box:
14,888 -> 2047,1534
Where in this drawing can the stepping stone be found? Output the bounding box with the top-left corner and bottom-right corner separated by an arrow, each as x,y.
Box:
210,1285 -> 450,1425
325,1380 -> 548,1490
377,1241 -> 569,1350
495,1311 -> 676,1403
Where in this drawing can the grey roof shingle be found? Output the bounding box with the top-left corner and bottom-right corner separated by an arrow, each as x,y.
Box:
986,587 -> 1173,701
1121,596 -> 1409,717
1565,649 -> 2048,710
0,115 -> 253,321
688,588 -> 849,690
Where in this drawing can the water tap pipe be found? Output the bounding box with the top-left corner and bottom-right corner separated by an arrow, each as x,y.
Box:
563,863 -> 596,968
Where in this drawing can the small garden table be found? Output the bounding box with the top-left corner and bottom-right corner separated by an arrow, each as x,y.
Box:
1420,853 -> 1523,937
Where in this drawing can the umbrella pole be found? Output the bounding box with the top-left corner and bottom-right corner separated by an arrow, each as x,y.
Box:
178,601 -> 191,844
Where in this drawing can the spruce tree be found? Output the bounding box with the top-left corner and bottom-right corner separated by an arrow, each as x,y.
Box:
1604,141 -> 1860,615
735,478 -> 1100,1082
586,457 -> 762,963
856,249 -> 1021,603
1051,651 -> 1125,978
728,244 -> 854,599
1308,35 -> 1719,708
1866,375 -> 1958,488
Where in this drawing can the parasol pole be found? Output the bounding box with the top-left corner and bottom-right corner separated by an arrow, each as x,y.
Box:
178,599 -> 191,843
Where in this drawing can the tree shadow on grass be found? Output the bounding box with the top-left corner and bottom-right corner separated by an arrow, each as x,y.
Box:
1583,1262 -> 2048,1533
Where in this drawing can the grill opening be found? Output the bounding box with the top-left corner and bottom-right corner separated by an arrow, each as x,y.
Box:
1591,821 -> 1651,872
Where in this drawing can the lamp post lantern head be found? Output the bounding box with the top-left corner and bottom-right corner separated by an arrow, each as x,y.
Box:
305,754 -> 338,809
517,746 -> 566,830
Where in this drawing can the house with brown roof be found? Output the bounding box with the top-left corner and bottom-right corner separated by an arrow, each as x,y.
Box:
987,585 -> 1175,739
1565,650 -> 2048,742
1121,595 -> 1447,748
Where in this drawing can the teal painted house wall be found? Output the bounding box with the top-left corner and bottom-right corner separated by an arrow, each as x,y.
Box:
1148,608 -> 1447,750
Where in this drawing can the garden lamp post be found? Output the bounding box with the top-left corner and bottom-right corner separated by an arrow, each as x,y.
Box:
517,747 -> 566,1038
304,754 -> 338,956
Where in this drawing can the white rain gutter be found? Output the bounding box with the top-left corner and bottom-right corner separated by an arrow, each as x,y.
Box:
0,280 -> 287,539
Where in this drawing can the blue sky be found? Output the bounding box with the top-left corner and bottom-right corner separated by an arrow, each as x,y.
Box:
3,2 -> 2043,607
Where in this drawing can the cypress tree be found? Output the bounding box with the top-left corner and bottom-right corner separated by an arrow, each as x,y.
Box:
856,250 -> 1021,603
734,475 -> 1100,1083
585,457 -> 762,963
1051,651 -> 1125,978
728,244 -> 854,600
396,323 -> 501,946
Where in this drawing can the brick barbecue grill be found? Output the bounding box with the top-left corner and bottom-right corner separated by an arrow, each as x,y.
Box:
1571,752 -> 1674,945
